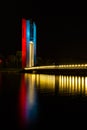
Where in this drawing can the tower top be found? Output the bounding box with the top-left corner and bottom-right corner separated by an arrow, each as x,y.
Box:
30,41 -> 34,44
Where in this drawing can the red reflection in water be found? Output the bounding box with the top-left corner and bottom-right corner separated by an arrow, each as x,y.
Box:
18,74 -> 38,128
18,75 -> 27,127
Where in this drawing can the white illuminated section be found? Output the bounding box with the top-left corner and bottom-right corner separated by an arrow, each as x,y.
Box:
29,41 -> 34,67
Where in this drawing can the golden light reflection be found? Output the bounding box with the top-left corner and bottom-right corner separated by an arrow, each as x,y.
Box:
24,74 -> 36,106
59,76 -> 62,92
58,75 -> 87,95
82,77 -> 84,93
63,76 -> 66,89
36,74 -> 55,92
85,77 -> 87,95
66,76 -> 69,92
74,76 -> 77,93
61,76 -> 63,91
24,74 -> 87,96
28,75 -> 35,105
72,76 -> 74,93
69,76 -> 71,93
78,77 -> 81,93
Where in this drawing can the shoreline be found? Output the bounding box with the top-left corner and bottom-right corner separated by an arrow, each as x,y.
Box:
0,68 -> 22,73
20,68 -> 87,76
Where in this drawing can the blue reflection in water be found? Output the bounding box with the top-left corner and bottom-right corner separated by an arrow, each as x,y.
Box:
19,74 -> 38,127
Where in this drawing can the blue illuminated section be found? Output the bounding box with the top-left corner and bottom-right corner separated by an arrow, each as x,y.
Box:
33,22 -> 36,65
26,20 -> 30,67
30,21 -> 33,41
25,20 -> 36,67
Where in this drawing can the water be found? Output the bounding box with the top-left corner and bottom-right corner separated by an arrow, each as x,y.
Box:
0,72 -> 87,129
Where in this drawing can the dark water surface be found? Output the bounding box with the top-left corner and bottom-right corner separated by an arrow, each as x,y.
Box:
0,72 -> 87,129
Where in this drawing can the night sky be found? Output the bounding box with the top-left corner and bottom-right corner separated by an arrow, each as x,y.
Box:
1,1 -> 87,63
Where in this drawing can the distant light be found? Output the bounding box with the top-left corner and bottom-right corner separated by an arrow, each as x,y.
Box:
0,59 -> 2,64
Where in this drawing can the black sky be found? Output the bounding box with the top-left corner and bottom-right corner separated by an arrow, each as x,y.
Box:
1,1 -> 87,63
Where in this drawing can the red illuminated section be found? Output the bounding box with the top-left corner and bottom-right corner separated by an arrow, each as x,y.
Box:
22,19 -> 26,68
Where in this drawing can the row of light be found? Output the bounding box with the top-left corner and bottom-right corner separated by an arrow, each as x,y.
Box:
24,64 -> 87,70
58,64 -> 87,68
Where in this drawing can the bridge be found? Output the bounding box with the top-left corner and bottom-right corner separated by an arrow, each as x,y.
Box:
23,64 -> 87,75
24,64 -> 87,70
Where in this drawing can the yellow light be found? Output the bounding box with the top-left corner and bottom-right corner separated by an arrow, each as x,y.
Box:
69,65 -> 71,67
37,74 -> 55,92
61,76 -> 63,89
66,76 -> 68,89
75,76 -> 77,93
71,76 -> 74,94
78,77 -> 81,93
69,76 -> 71,93
78,64 -> 80,67
63,76 -> 66,89
74,64 -> 77,67
28,75 -> 35,105
59,75 -> 62,92
36,74 -> 39,86
82,77 -> 84,93
85,77 -> 87,95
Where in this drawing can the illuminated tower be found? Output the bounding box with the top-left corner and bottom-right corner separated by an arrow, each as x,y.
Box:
22,19 -> 36,68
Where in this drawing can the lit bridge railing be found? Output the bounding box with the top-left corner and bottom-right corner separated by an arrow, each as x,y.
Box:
24,64 -> 87,70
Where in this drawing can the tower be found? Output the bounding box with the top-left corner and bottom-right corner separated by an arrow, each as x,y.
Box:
22,19 -> 36,68
29,41 -> 34,67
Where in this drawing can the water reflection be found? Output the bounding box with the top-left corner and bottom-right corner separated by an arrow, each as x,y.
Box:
19,74 -> 38,128
19,73 -> 87,128
35,74 -> 87,95
22,74 -> 87,96
36,74 -> 55,93
57,75 -> 87,95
